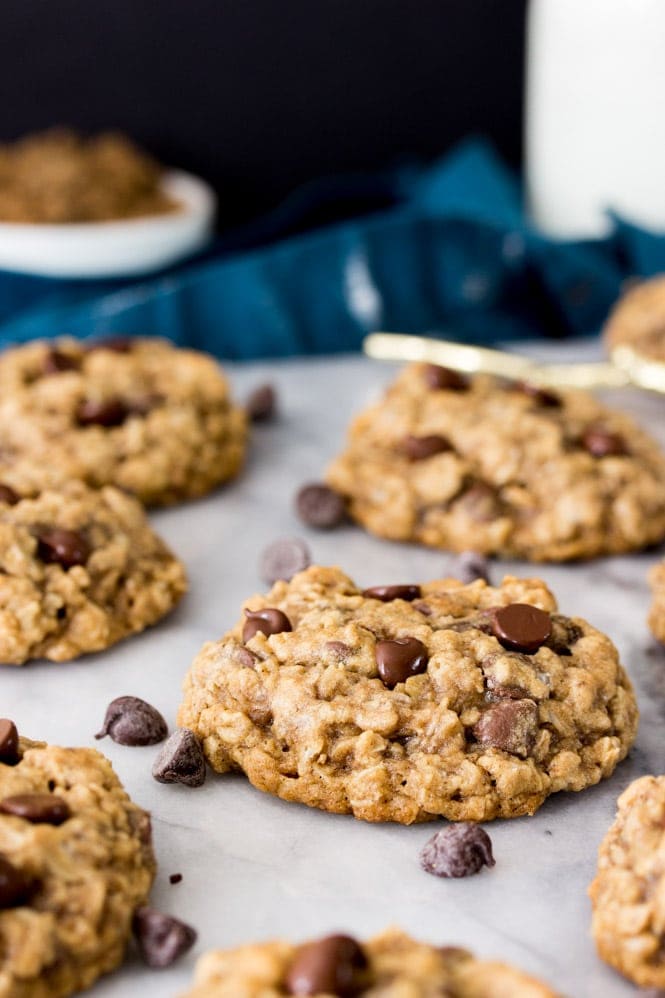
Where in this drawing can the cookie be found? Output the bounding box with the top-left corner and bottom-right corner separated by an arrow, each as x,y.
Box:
178,565 -> 637,823
325,363 -> 665,561
0,480 -> 186,664
603,274 -> 665,363
0,729 -> 155,997
182,927 -> 557,997
589,774 -> 665,988
0,337 -> 246,506
648,560 -> 665,644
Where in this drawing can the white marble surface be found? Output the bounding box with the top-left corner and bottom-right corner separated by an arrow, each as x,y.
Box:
3,343 -> 665,998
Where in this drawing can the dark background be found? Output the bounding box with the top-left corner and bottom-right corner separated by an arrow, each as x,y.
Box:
1,1 -> 527,227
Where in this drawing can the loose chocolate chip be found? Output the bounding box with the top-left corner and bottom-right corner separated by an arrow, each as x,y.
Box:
0,855 -> 33,907
420,823 -> 495,878
133,906 -> 197,968
362,584 -> 422,602
88,335 -> 135,353
95,696 -> 168,746
0,793 -> 70,825
455,482 -> 499,523
582,427 -> 628,458
0,720 -> 19,765
285,934 -> 368,997
295,483 -> 347,529
451,551 -> 490,584
76,397 -> 128,427
169,873 -> 182,885
152,728 -> 206,787
472,699 -> 539,757
375,637 -> 428,688
422,364 -> 468,391
0,484 -> 19,506
43,349 -> 80,375
36,528 -> 90,568
491,604 -> 552,653
512,381 -> 561,408
243,608 -> 292,642
246,383 -> 276,422
260,538 -> 311,585
400,434 -> 452,461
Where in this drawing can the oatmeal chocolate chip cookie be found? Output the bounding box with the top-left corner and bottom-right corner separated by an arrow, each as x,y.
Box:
589,775 -> 665,989
325,363 -> 665,561
178,565 -> 637,824
0,480 -> 186,664
648,561 -> 665,644
603,274 -> 665,363
0,729 -> 155,997
0,337 -> 246,506
182,927 -> 557,997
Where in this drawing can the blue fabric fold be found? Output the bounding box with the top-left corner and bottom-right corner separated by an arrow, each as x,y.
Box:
0,138 -> 661,358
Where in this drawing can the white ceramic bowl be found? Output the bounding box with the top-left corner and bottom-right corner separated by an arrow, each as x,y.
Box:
0,170 -> 217,279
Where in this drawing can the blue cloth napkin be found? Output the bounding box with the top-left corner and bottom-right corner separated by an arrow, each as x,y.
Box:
1,139 -> 664,359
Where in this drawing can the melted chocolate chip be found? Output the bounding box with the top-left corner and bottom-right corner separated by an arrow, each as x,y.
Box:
36,528 -> 90,568
512,381 -> 561,408
285,934 -> 368,996
152,729 -> 206,787
581,427 -> 628,458
0,793 -> 70,825
260,538 -> 311,585
88,336 -> 135,353
422,364 -> 469,391
545,614 -> 583,655
0,720 -> 19,765
76,397 -> 128,427
246,383 -> 276,422
325,640 -> 352,658
243,607 -> 292,642
472,699 -> 539,757
375,637 -> 428,688
400,434 -> 452,461
43,349 -> 80,375
420,823 -> 495,878
0,484 -> 19,506
491,604 -> 552,653
455,482 -> 499,523
95,696 -> 168,746
295,483 -> 347,529
362,585 -> 421,603
0,855 -> 33,908
133,907 -> 197,968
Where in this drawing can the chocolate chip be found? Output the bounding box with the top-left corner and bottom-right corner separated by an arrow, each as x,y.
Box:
260,538 -> 311,585
295,483 -> 346,529
491,604 -> 552,653
152,729 -> 206,787
400,434 -> 452,461
325,641 -> 352,658
375,637 -> 428,688
0,855 -> 33,907
512,381 -> 561,408
420,823 -> 495,878
169,873 -> 182,885
0,720 -> 19,765
285,934 -> 368,996
0,484 -> 19,506
362,584 -> 421,602
88,336 -> 134,353
133,906 -> 197,968
422,364 -> 468,391
0,793 -> 70,825
127,393 -> 163,416
455,482 -> 499,523
95,696 -> 168,746
581,427 -> 628,458
451,551 -> 490,584
545,614 -> 583,655
36,528 -> 90,568
76,397 -> 128,427
43,349 -> 80,375
246,383 -> 276,422
472,699 -> 539,757
243,608 -> 292,642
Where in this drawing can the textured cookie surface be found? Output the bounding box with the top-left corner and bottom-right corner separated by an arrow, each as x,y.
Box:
0,736 -> 155,997
0,337 -> 246,506
182,927 -> 557,997
589,775 -> 665,988
603,274 -> 665,362
648,561 -> 665,644
0,480 -> 186,664
178,565 -> 637,824
325,363 -> 665,560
